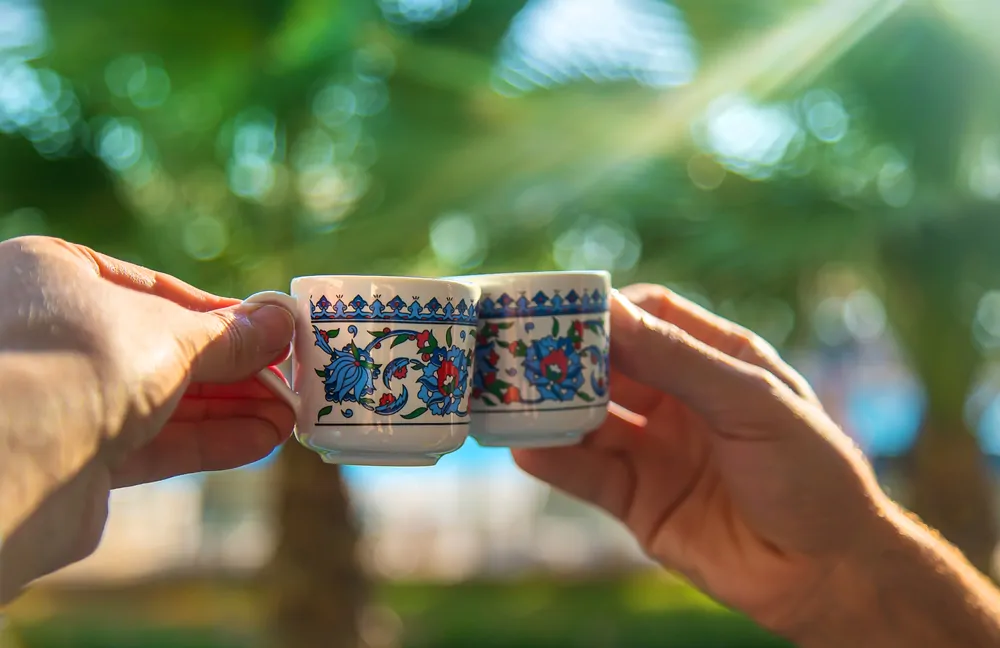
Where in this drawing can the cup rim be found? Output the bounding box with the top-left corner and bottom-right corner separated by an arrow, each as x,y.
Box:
451,270 -> 611,282
291,274 -> 480,292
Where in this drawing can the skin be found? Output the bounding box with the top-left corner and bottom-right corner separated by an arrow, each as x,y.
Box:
1,237 -> 999,646
0,236 -> 295,601
514,284 -> 1000,646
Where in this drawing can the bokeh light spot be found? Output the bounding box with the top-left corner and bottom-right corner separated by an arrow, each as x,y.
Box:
97,117 -> 144,171
696,94 -> 800,180
877,155 -> 914,208
430,212 -> 486,269
553,217 -> 640,271
801,88 -> 849,144
182,214 -> 228,261
104,55 -> 146,99
228,157 -> 275,201
495,0 -> 696,94
128,65 -> 171,109
378,0 -> 471,25
313,85 -> 356,128
843,289 -> 886,341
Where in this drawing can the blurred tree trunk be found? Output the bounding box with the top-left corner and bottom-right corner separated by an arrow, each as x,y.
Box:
265,440 -> 367,648
882,219 -> 999,578
908,417 -> 997,575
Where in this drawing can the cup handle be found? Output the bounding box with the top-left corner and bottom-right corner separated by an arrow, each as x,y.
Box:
244,291 -> 303,414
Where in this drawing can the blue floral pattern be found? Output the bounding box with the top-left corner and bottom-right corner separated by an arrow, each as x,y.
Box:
472,315 -> 608,408
418,347 -> 471,415
320,342 -> 377,404
523,335 -> 585,402
311,321 -> 474,422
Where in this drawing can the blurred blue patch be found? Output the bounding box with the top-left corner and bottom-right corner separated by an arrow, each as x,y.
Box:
846,381 -> 924,457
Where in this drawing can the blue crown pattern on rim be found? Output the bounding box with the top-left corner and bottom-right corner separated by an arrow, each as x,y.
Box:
311,294 -> 479,325
478,289 -> 608,320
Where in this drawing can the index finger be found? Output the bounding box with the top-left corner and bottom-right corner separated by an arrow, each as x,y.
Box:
73,244 -> 240,312
611,291 -> 793,426
621,284 -> 818,405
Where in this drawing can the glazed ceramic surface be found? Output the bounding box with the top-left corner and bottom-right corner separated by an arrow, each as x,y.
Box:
461,271 -> 611,448
248,275 -> 481,466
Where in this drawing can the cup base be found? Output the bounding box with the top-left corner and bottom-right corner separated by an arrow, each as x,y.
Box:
469,403 -> 608,449
295,422 -> 467,467
318,451 -> 441,467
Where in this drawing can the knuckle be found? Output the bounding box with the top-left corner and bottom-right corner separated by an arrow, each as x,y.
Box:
743,332 -> 779,362
745,365 -> 790,401
0,236 -> 95,277
211,310 -> 253,365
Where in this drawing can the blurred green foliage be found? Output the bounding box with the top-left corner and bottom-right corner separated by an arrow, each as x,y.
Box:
1,0 -> 995,329
10,579 -> 791,648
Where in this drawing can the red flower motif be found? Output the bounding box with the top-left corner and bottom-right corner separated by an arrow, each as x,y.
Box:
320,330 -> 329,341
488,323 -> 499,334
508,341 -> 519,353
572,321 -> 584,337
484,372 -> 496,386
487,350 -> 500,366
436,359 -> 460,395
379,393 -> 396,407
416,330 -> 432,350
540,348 -> 569,383
503,385 -> 521,404
393,365 -> 408,379
472,387 -> 483,398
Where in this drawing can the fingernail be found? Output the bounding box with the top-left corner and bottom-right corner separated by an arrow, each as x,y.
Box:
245,305 -> 294,354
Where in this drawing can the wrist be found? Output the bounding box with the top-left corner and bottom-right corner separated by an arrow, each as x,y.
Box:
791,499 -> 1000,648
0,352 -> 106,534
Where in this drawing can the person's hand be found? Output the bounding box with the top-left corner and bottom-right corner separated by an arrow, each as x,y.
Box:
513,284 -> 897,642
0,236 -> 295,599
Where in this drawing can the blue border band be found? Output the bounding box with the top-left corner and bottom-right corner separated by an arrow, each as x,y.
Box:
478,288 -> 609,320
311,294 -> 479,326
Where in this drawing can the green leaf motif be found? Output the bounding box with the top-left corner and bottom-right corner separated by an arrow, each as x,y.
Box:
486,379 -> 510,398
446,326 -> 453,348
391,335 -> 409,349
577,391 -> 595,402
402,407 -> 428,420
497,322 -> 514,330
359,397 -> 374,406
481,395 -> 498,407
315,368 -> 326,378
350,341 -> 360,360
329,329 -> 340,338
317,405 -> 333,421
551,317 -> 560,337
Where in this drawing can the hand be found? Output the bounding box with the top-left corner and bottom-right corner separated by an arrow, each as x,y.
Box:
513,284 -> 894,641
0,236 -> 295,599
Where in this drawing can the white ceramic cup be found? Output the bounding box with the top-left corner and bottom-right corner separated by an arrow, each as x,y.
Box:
246,275 -> 481,467
460,271 -> 611,448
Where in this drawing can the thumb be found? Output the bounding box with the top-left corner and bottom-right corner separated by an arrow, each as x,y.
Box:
177,303 -> 295,383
